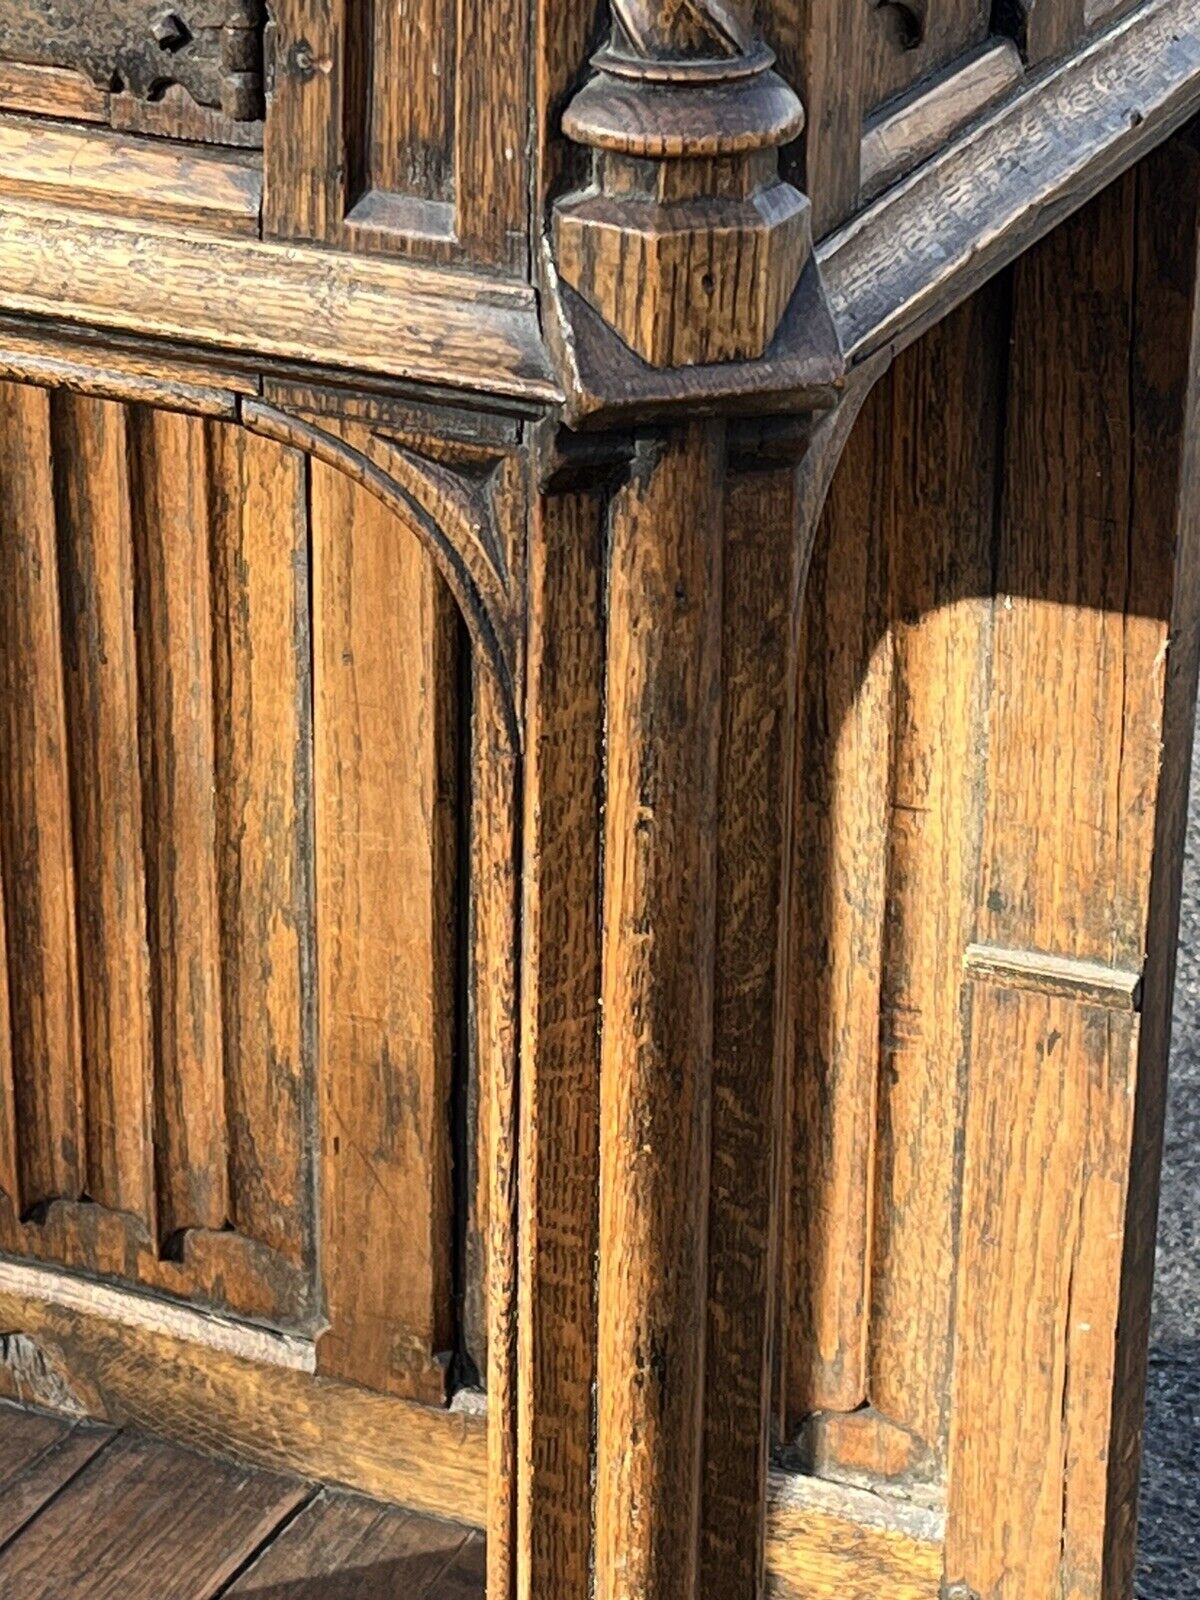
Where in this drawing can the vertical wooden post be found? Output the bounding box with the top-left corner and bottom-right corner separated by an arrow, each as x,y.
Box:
595,423 -> 725,1600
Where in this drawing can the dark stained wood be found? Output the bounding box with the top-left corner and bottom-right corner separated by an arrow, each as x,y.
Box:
0,5 -> 1195,1597
0,1275 -> 487,1524
0,1405 -> 486,1596
434,1533 -> 487,1599
0,0 -> 265,118
370,0 -> 456,204
227,1489 -> 474,1597
518,487 -> 604,1600
819,0 -> 1200,366
0,1401 -> 71,1484
0,1415 -> 115,1547
0,1430 -> 308,1598
700,462 -> 804,1596
595,425 -> 725,1600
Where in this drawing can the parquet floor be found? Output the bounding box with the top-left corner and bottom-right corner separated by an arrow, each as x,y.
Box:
0,1401 -> 484,1599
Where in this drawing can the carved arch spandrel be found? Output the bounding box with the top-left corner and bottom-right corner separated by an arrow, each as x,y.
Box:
242,400 -> 526,751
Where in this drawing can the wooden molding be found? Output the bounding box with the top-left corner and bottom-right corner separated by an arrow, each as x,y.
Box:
819,0 -> 1200,365
859,40 -> 1024,203
0,199 -> 559,405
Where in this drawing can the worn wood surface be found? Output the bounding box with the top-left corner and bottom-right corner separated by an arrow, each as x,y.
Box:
265,0 -> 525,267
517,487 -> 604,1600
0,117 -> 261,233
227,1489 -> 483,1597
0,1429 -> 305,1598
0,381 -> 83,1214
0,1288 -> 488,1523
944,149 -> 1200,1600
53,391 -> 155,1228
312,456 -> 457,1403
700,459 -> 803,1597
595,426 -> 725,1600
820,0 -> 1200,365
0,1400 -> 487,1597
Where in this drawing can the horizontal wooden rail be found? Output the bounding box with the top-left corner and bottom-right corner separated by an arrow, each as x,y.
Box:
819,0 -> 1200,364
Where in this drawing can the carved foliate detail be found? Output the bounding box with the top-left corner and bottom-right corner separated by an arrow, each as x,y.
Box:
0,0 -> 265,119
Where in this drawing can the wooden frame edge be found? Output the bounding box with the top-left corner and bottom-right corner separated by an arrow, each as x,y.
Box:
819,0 -> 1200,364
0,1284 -> 488,1525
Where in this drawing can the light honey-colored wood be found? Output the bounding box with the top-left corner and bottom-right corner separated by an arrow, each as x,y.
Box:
312,458 -> 457,1405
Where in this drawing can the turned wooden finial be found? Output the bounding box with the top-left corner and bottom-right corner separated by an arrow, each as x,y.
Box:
553,0 -> 811,369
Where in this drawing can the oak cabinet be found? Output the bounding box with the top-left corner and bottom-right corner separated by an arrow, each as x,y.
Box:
0,2 -> 1196,1598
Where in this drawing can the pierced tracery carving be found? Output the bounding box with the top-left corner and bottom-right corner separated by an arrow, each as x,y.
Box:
0,0 -> 265,119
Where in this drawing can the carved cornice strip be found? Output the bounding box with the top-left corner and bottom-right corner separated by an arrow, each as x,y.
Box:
819,0 -> 1200,366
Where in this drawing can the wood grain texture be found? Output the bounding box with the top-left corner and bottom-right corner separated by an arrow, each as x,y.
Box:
0,204 -> 558,404
370,0 -> 455,203
1102,131 -> 1200,1600
210,426 -> 314,1274
0,380 -> 83,1213
868,287 -> 1002,1471
765,1473 -> 942,1600
312,457 -> 457,1403
262,0 -> 345,241
0,839 -> 14,1212
947,990 -> 1138,1600
0,1401 -> 71,1483
0,1288 -> 487,1523
944,167 -> 1184,1600
0,1416 -> 115,1547
517,489 -> 604,1600
0,117 -> 261,234
227,1488 -> 477,1597
701,462 -> 802,1596
472,668 -> 520,1600
595,425 -> 725,1600
267,0 -> 526,267
819,0 -> 1200,360
0,61 -> 108,122
52,391 -> 155,1227
859,40 -> 1024,202
0,1429 -> 308,1599
129,406 -> 227,1244
784,378 -> 894,1427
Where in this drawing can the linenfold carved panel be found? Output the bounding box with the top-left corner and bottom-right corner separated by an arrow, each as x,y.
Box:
0,381 -> 500,1406
0,0 -> 264,119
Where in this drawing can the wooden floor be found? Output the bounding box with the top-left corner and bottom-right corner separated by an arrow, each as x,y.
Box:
0,1400 -> 484,1598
